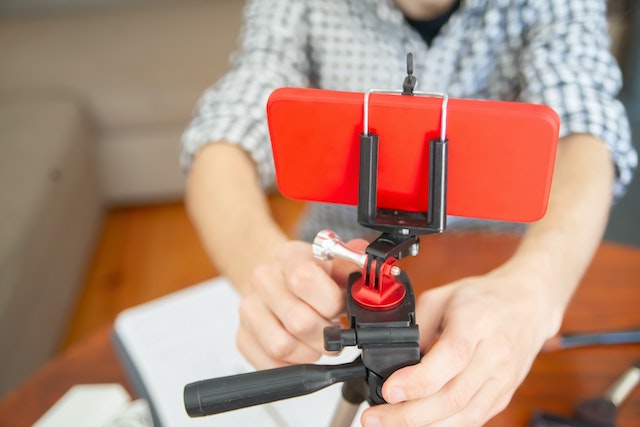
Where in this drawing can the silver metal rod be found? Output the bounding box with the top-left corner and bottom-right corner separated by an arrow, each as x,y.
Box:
605,364 -> 640,407
363,89 -> 448,142
328,397 -> 362,427
312,230 -> 367,267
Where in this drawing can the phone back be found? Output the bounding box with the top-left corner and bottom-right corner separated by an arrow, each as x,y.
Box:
268,88 -> 559,223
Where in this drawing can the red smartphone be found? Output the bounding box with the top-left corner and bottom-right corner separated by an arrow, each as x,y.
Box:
267,88 -> 559,223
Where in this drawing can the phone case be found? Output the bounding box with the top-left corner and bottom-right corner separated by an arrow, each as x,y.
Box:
268,88 -> 559,222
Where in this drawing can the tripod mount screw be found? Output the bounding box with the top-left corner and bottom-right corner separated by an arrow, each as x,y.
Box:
313,229 -> 401,277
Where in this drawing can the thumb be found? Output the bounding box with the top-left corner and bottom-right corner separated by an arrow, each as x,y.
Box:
415,285 -> 454,351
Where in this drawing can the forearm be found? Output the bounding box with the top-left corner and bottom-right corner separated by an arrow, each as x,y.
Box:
185,142 -> 288,294
504,133 -> 614,333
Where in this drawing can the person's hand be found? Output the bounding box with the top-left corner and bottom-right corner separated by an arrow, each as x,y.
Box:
361,266 -> 561,427
236,239 -> 368,369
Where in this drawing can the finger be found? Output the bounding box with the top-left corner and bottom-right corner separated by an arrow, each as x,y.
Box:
381,320 -> 480,402
250,248 -> 342,354
414,286 -> 453,350
265,287 -> 338,353
363,376 -> 508,427
282,257 -> 347,321
248,261 -> 327,347
238,295 -> 321,368
380,339 -> 494,418
236,322 -> 289,369
346,238 -> 370,251
277,241 -> 347,319
415,376 -> 511,427
252,260 -> 338,351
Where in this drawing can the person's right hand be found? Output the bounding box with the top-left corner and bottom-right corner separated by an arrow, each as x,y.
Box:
236,239 -> 368,369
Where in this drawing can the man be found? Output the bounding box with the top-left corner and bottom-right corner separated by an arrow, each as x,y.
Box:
181,0 -> 636,425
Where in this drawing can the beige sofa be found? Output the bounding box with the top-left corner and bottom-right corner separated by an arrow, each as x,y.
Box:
0,0 -> 245,395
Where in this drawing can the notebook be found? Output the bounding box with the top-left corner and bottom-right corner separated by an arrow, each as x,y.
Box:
112,277 -> 364,427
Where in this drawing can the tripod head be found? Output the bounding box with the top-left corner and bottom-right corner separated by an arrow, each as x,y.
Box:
184,227 -> 424,417
313,229 -> 422,406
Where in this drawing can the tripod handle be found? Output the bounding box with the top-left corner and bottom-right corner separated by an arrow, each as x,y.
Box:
184,359 -> 367,417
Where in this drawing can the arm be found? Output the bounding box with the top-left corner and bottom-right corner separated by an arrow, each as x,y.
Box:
186,142 -> 287,295
505,133 -> 614,330
186,141 -> 363,368
182,0 -> 370,370
182,0 -> 314,287
360,133 -> 614,426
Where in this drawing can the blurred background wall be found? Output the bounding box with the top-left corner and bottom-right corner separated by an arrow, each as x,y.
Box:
605,1 -> 640,246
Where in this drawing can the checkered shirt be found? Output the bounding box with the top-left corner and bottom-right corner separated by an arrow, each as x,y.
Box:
181,0 -> 636,241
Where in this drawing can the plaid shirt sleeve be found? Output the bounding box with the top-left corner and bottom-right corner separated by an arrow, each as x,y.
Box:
180,0 -> 311,189
518,0 -> 636,200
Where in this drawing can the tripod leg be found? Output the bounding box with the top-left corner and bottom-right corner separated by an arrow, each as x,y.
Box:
329,379 -> 367,427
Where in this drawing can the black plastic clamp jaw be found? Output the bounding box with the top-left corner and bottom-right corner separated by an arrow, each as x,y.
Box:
358,133 -> 448,236
357,90 -> 449,236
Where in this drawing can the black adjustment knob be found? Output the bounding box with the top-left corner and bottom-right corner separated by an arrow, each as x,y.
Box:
324,326 -> 356,351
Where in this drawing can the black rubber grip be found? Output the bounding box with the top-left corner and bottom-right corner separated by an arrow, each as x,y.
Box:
184,359 -> 366,417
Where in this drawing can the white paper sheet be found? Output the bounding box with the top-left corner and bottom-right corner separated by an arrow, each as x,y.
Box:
113,277 -> 366,427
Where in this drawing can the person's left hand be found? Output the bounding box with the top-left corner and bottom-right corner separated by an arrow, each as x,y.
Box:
361,265 -> 561,427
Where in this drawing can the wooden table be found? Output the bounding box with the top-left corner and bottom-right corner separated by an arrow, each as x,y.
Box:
1,232 -> 638,426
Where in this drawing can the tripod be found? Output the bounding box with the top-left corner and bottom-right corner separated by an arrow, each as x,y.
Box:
183,230 -> 423,425
183,54 -> 449,426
